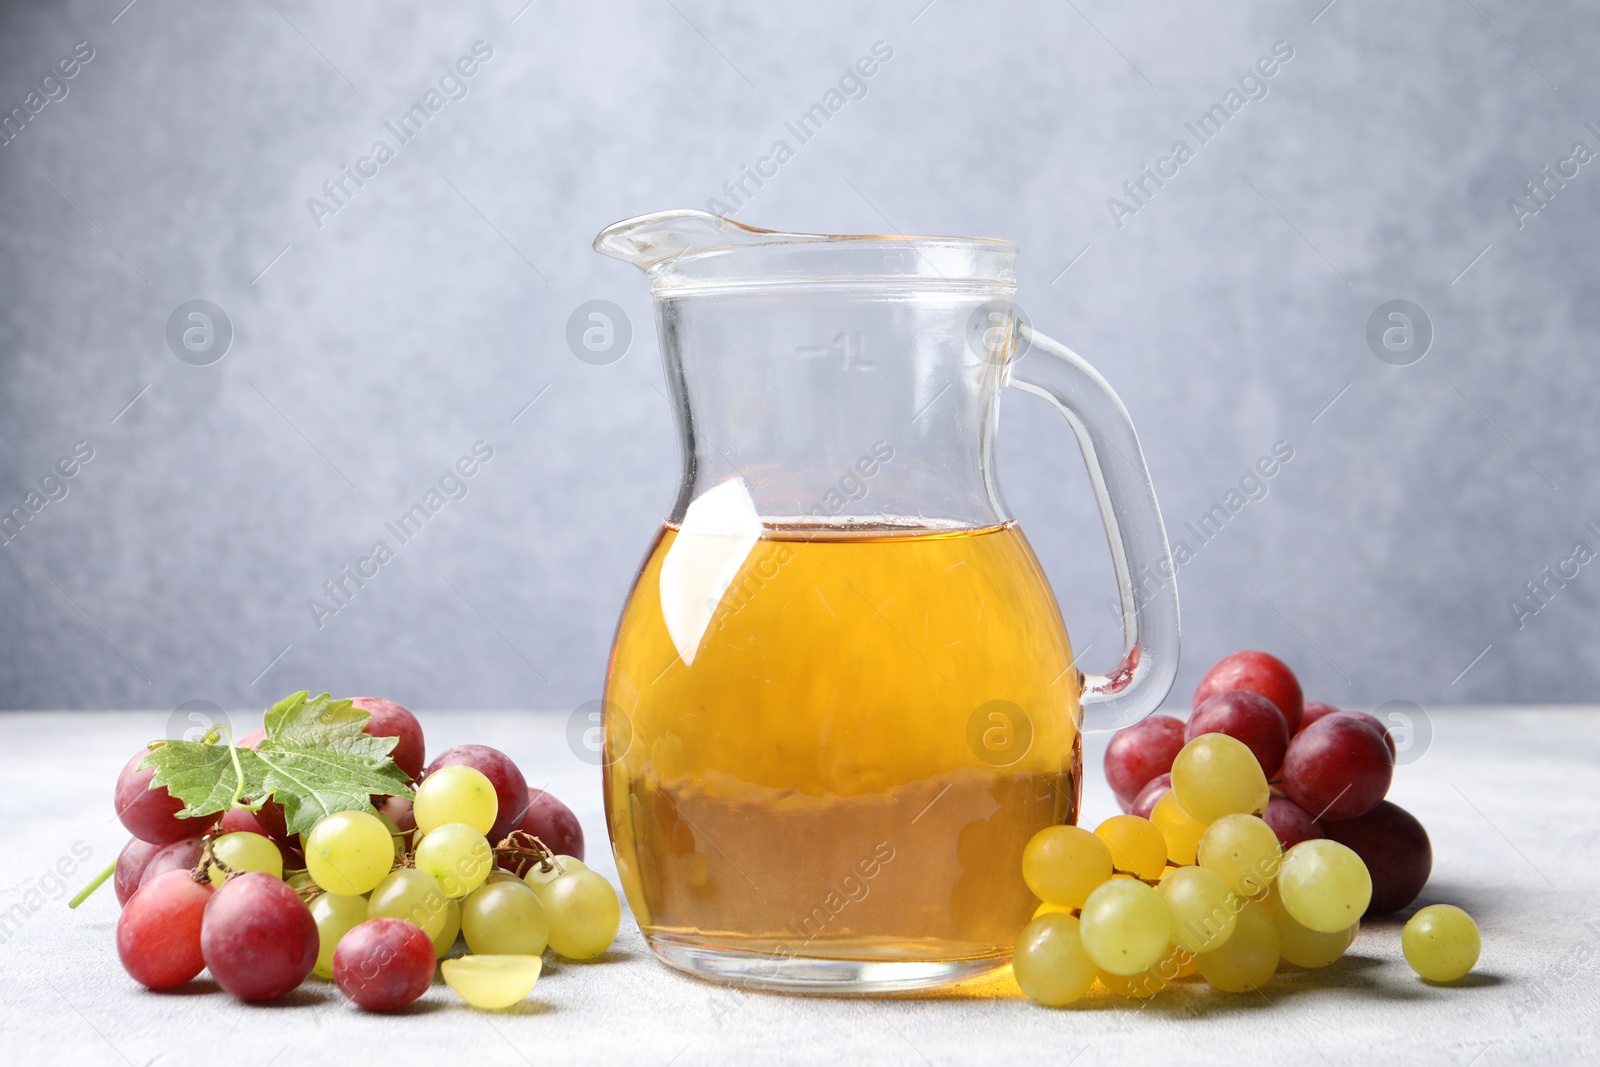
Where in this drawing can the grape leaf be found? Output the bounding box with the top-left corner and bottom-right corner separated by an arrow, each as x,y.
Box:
141,691 -> 414,837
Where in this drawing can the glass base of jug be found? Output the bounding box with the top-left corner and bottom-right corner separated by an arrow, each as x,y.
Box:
646,933 -> 1009,994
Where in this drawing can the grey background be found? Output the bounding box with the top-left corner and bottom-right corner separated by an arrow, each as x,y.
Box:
1,0 -> 1596,715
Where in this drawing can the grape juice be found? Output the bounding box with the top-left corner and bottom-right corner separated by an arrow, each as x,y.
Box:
603,521 -> 1082,968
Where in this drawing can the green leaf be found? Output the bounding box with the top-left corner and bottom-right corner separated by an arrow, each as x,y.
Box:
139,691 -> 414,838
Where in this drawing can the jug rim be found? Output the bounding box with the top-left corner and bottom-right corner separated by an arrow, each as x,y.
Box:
594,209 -> 1019,292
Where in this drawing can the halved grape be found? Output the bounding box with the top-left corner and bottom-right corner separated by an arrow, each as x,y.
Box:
441,954 -> 542,1009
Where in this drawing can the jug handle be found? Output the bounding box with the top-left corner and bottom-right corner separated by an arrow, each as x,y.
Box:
1006,324 -> 1180,732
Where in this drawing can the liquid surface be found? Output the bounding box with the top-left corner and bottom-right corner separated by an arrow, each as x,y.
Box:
603,521 -> 1081,963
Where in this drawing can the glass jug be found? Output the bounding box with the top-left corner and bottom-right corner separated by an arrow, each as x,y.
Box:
593,210 -> 1180,993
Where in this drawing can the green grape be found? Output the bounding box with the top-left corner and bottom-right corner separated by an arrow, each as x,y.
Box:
523,856 -> 588,897
1196,899 -> 1279,991
461,881 -> 549,955
1159,865 -> 1238,954
1262,885 -> 1356,968
208,831 -> 284,886
414,765 -> 498,836
1012,913 -> 1097,1005
1150,790 -> 1206,865
1094,815 -> 1167,881
1171,734 -> 1269,823
1078,878 -> 1170,976
486,870 -> 523,885
374,809 -> 407,860
415,823 -> 494,899
1277,839 -> 1372,933
367,867 -> 450,940
542,869 -> 622,959
441,954 -> 542,1009
309,892 -> 369,979
305,810 -> 395,895
1022,825 -> 1113,908
286,870 -> 315,892
1197,814 -> 1282,898
1402,904 -> 1480,982
1032,900 -> 1074,920
433,898 -> 462,959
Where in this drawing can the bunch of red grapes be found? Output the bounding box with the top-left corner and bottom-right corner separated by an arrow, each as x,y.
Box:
111,698 -> 586,1008
1105,651 -> 1432,917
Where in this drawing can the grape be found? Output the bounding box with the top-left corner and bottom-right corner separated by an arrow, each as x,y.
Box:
352,697 -> 426,781
414,766 -> 498,837
305,811 -> 396,896
377,795 -> 417,834
440,954 -> 542,1009
1131,773 -> 1172,820
424,745 -> 529,843
519,788 -> 584,861
1262,885 -> 1355,968
114,838 -> 162,907
1402,904 -> 1480,982
1298,701 -> 1341,732
116,870 -> 211,989
1150,791 -> 1206,866
1078,879 -> 1170,975
368,868 -> 451,941
461,880 -> 550,956
201,872 -> 319,1000
1012,913 -> 1097,1005
1262,795 -> 1324,851
433,899 -> 462,958
1322,800 -> 1431,916
415,823 -> 493,898
1277,839 -> 1371,933
1159,865 -> 1237,954
1095,814 -> 1167,881
207,831 -> 285,886
219,806 -> 302,868
1196,899 -> 1279,991
1032,901 -> 1074,919
1282,715 -> 1393,822
115,750 -> 207,845
1172,733 -> 1269,823
1022,825 -> 1113,908
1186,690 -> 1290,778
333,918 -> 436,1011
310,891 -> 370,979
140,837 -> 206,890
524,855 -> 588,896
542,869 -> 622,959
1103,714 -> 1187,809
1327,710 -> 1396,756
1193,650 -> 1304,733
1198,814 -> 1282,898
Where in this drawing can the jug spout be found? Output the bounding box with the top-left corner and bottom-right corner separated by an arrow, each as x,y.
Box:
593,210 -> 824,272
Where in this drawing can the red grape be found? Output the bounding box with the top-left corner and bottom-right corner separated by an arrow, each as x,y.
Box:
1103,715 -> 1186,809
1130,773 -> 1172,820
115,750 -> 208,845
1186,690 -> 1290,778
1282,715 -> 1393,822
1299,701 -> 1341,732
377,795 -> 417,833
1322,800 -> 1431,916
201,873 -> 318,1000
139,837 -> 206,889
424,745 -> 529,844
1329,710 -> 1396,758
522,789 -> 584,860
1193,650 -> 1304,734
114,838 -> 162,907
220,807 -> 303,867
116,869 -> 212,989
353,697 -> 426,781
332,919 -> 436,1011
1261,795 -> 1324,850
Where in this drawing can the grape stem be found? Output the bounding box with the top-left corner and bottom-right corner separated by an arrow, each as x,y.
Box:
492,830 -> 559,873
68,859 -> 117,909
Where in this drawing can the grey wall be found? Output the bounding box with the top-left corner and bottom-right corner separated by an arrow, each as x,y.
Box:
2,0 -> 1596,715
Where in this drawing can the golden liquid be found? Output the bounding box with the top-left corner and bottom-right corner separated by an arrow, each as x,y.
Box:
602,521 -> 1081,964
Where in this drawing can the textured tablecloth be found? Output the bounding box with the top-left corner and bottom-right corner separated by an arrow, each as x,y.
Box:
2,708 -> 1595,1066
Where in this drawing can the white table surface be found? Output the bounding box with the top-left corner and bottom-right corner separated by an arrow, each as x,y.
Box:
2,707 -> 1595,1066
